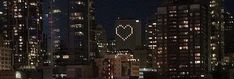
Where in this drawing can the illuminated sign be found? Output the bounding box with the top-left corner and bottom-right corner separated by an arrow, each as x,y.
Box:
116,25 -> 134,41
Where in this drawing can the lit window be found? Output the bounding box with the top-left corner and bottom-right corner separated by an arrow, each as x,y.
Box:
148,25 -> 152,27
71,24 -> 82,28
212,58 -> 217,60
212,54 -> 216,57
210,4 -> 215,7
136,20 -> 140,22
53,29 -> 60,32
180,72 -> 185,75
63,55 -> 69,59
55,55 -> 60,58
52,9 -> 61,13
169,11 -> 176,13
195,53 -> 200,56
30,3 -> 37,6
179,25 -> 188,28
149,31 -> 152,33
179,47 -> 182,50
195,27 -> 200,31
148,37 -> 152,39
210,36 -> 216,39
211,11 -> 214,14
19,39 -> 23,41
18,15 -> 22,18
75,1 -> 84,5
212,47 -> 216,50
183,39 -> 188,42
195,46 -> 200,49
75,31 -> 84,36
195,61 -> 200,64
183,21 -> 188,24
201,75 -> 205,77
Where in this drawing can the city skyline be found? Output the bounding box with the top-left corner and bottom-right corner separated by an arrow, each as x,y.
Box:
95,0 -> 234,39
0,0 -> 234,79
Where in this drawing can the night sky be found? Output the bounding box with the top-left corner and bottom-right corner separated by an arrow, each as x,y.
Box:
95,0 -> 234,39
95,0 -> 161,39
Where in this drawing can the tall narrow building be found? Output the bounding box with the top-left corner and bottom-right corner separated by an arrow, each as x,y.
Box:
147,0 -> 210,78
224,12 -> 234,54
209,0 -> 225,71
0,1 -> 11,49
0,0 -> 43,70
48,0 -> 96,65
67,0 -> 90,64
47,0 -> 97,78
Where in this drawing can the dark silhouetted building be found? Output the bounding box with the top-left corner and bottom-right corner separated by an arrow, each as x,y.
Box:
47,0 -> 97,79
224,12 -> 234,55
49,0 -> 89,65
48,0 -> 97,65
209,0 -> 225,71
94,25 -> 108,57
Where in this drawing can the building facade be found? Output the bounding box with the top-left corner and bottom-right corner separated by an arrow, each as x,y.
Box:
95,53 -> 139,79
209,0 -> 225,71
0,47 -> 11,70
48,0 -> 96,65
94,25 -> 108,57
0,0 -> 43,70
147,0 -> 210,78
47,0 -> 97,79
0,36 -> 12,71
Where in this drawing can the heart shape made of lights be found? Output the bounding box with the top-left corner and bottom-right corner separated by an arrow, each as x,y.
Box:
115,25 -> 133,41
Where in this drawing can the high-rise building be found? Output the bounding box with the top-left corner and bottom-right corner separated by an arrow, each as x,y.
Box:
133,47 -> 153,68
224,12 -> 234,55
0,0 -> 43,70
94,25 -> 108,57
209,0 -> 225,71
48,0 -> 89,65
106,40 -> 117,54
115,19 -> 142,50
47,0 -> 96,78
0,48 -> 11,70
147,0 -> 210,78
0,36 -> 12,71
89,0 -> 99,60
0,1 -> 10,49
223,12 -> 234,65
0,2 -> 17,79
48,0 -> 96,65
